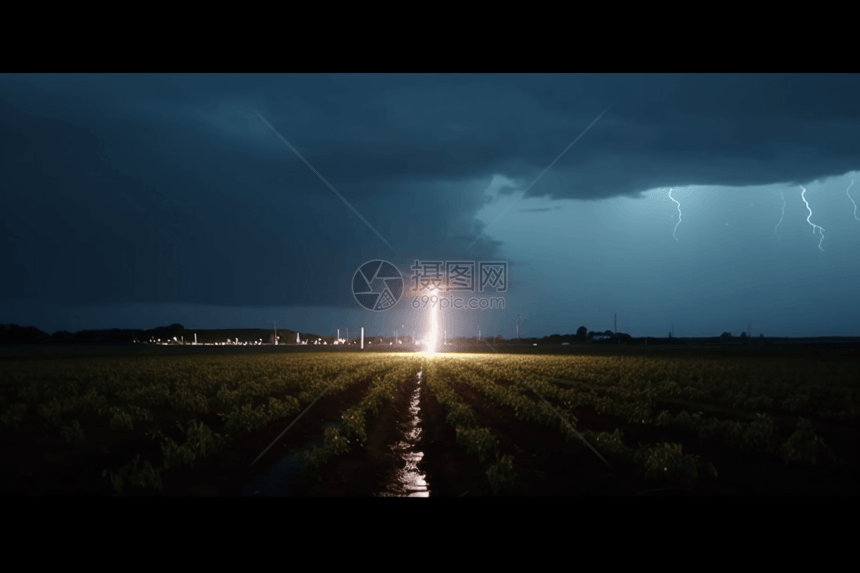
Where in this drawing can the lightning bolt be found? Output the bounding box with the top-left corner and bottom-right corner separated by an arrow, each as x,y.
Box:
668,188 -> 681,241
774,190 -> 785,235
847,179 -> 859,221
800,186 -> 825,251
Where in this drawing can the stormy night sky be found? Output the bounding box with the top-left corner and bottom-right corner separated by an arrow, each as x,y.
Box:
2,73 -> 860,339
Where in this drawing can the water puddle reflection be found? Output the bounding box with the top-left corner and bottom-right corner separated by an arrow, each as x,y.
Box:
375,369 -> 429,497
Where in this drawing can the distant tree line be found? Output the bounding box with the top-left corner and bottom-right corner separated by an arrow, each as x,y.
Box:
0,323 -> 315,345
0,323 -> 183,345
0,321 -> 769,346
0,324 -> 52,344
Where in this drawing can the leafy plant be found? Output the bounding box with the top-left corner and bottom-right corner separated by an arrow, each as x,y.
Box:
102,454 -> 163,494
0,403 -> 28,430
298,447 -> 331,481
16,384 -> 43,404
486,453 -> 517,493
673,410 -> 695,431
161,437 -> 197,469
782,393 -> 808,413
323,426 -> 351,456
38,400 -> 64,427
218,402 -> 270,435
781,417 -> 828,466
695,418 -> 720,441
446,402 -> 477,428
633,442 -> 714,488
122,384 -> 170,408
591,429 -> 634,461
184,419 -> 221,458
341,407 -> 367,443
456,426 -> 499,462
59,419 -> 85,444
108,407 -> 135,431
742,413 -> 776,452
169,388 -> 209,413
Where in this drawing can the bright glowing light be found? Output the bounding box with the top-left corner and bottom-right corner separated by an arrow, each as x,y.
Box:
425,297 -> 439,356
774,190 -> 785,235
800,186 -> 825,251
847,179 -> 859,221
668,188 -> 682,241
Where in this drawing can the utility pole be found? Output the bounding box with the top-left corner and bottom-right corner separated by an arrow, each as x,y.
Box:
274,321 -> 277,346
615,313 -> 618,345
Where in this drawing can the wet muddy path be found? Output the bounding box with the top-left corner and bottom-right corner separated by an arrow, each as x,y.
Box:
245,368 -> 426,496
374,369 -> 428,496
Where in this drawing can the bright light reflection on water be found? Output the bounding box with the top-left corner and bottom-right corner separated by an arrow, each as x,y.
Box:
376,369 -> 429,497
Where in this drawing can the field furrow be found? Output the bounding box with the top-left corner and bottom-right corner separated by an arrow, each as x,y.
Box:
2,349 -> 858,495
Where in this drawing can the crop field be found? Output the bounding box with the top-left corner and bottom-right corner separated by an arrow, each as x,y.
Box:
1,349 -> 859,495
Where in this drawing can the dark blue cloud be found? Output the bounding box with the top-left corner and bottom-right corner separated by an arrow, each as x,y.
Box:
2,74 -> 859,327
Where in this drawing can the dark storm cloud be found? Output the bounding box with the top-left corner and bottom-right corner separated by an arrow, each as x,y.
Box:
2,73 -> 858,311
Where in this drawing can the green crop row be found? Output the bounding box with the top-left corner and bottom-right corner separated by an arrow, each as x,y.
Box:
102,454 -> 163,494
443,355 -> 845,469
0,354 -> 418,495
435,356 -> 721,489
578,428 -> 718,488
298,356 -> 424,481
0,403 -> 29,430
217,396 -> 301,436
435,358 -> 579,441
479,358 -> 835,468
454,353 -> 859,422
160,419 -> 226,469
423,359 -> 516,494
655,408 -> 832,466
